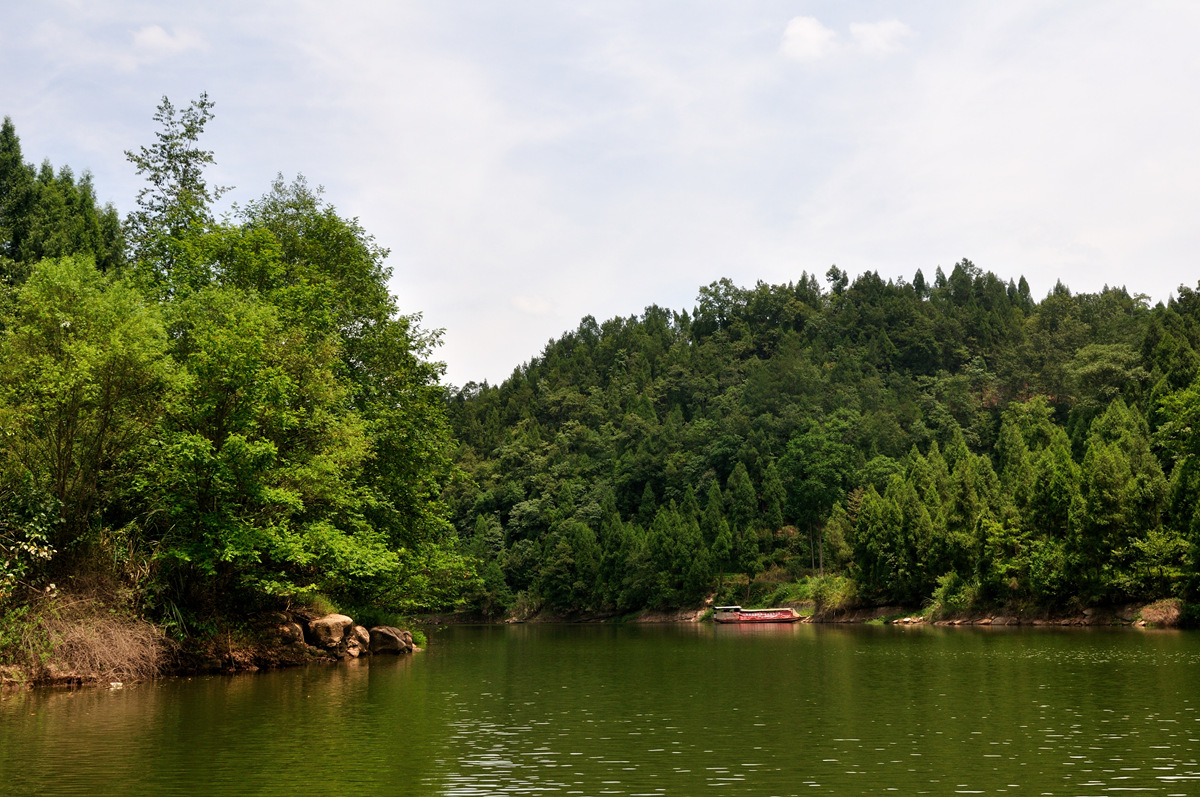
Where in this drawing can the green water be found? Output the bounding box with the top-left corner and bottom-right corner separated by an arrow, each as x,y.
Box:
2,623 -> 1199,796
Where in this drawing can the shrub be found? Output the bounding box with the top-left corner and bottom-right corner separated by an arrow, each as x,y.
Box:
925,572 -> 981,620
808,574 -> 856,613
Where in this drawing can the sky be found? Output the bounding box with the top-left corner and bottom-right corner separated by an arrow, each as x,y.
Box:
4,1 -> 1200,386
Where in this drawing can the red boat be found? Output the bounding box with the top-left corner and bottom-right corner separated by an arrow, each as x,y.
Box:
713,605 -> 803,623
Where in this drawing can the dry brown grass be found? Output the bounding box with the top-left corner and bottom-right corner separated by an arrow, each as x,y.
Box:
48,612 -> 164,682
1140,598 -> 1183,628
2,577 -> 167,685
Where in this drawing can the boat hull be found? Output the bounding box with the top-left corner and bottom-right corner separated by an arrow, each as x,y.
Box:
713,608 -> 802,624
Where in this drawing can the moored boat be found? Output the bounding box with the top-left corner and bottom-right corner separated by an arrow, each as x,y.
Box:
713,605 -> 802,623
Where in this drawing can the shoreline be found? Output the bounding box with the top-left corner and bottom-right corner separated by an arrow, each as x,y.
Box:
420,596 -> 1188,630
3,598 -> 1186,693
1,609 -> 420,693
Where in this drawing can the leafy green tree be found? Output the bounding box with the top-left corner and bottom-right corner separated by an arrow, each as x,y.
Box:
0,476 -> 59,602
637,482 -> 658,527
473,559 -> 515,617
711,520 -> 733,576
0,256 -> 171,553
886,475 -> 936,602
780,410 -> 858,573
538,521 -> 600,612
469,513 -> 504,560
849,486 -> 904,599
122,96 -> 463,616
995,414 -> 1034,514
725,463 -> 763,596
141,285 -> 375,605
125,94 -> 228,290
1067,399 -> 1167,599
1129,528 -> 1188,598
1067,344 -> 1146,416
1072,440 -> 1130,596
978,516 -> 1031,602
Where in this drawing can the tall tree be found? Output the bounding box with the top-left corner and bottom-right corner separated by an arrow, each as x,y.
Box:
125,94 -> 228,292
0,256 -> 171,555
780,411 -> 858,574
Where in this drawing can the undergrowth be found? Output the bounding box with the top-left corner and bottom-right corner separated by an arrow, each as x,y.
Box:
721,573 -> 857,614
924,573 -> 983,620
1,580 -> 165,684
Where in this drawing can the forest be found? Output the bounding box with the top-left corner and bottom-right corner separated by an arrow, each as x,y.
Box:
0,96 -> 469,658
3,95 -> 1200,667
446,261 -> 1200,619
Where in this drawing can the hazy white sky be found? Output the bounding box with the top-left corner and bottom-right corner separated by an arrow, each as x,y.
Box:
4,2 -> 1200,385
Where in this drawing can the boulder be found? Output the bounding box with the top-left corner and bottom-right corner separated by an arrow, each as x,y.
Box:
308,614 -> 354,648
344,625 -> 371,657
276,622 -> 305,645
349,625 -> 370,648
369,626 -> 414,655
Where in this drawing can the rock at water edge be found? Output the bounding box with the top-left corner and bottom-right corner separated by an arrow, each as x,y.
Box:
277,622 -> 305,645
369,626 -> 413,654
308,614 -> 354,648
345,625 -> 371,657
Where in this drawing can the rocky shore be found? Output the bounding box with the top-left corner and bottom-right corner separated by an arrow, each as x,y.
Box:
418,599 -> 1187,630
1,610 -> 421,691
165,611 -> 423,683
806,598 -> 1186,628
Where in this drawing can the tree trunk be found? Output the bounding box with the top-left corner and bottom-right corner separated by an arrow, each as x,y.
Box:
818,525 -> 824,577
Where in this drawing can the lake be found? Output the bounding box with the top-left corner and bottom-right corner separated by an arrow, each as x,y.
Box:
2,623 -> 1199,795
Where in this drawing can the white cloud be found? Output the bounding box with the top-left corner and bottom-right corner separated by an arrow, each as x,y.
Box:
780,17 -> 838,62
15,18 -> 207,75
849,20 -> 914,56
131,25 -> 205,61
512,295 -> 552,316
8,3 -> 1200,384
786,4 -> 1200,304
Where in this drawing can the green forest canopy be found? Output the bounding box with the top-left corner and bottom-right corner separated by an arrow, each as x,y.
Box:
4,95 -> 1200,631
446,265 -> 1200,616
0,97 -> 467,630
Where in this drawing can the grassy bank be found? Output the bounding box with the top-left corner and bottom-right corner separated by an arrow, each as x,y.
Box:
719,572 -> 1194,629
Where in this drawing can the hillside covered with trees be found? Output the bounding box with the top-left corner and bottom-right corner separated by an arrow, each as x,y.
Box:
0,97 -> 468,669
447,262 -> 1200,619
5,94 -> 1200,672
